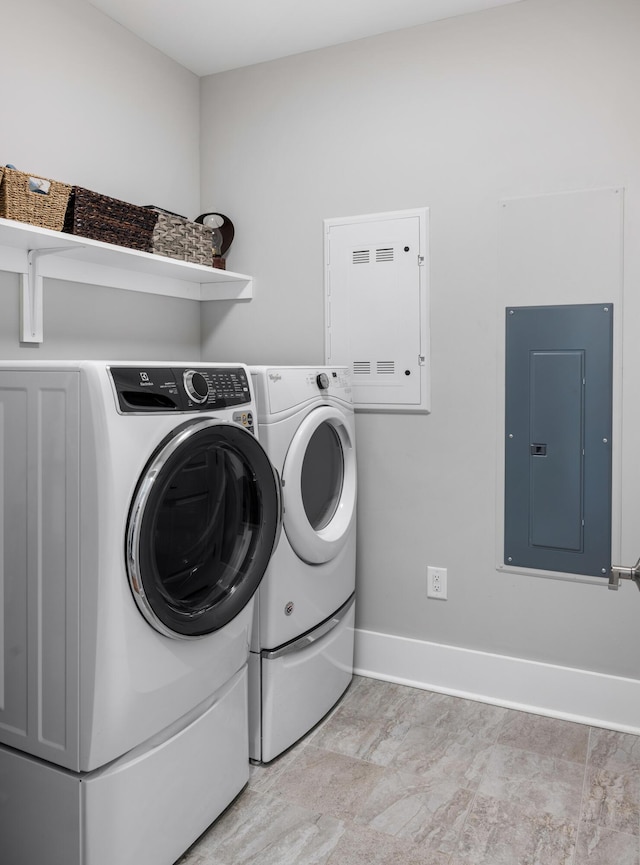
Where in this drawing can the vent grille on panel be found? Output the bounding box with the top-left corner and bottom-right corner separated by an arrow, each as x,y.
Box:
376,247 -> 394,263
351,247 -> 395,265
353,360 -> 398,377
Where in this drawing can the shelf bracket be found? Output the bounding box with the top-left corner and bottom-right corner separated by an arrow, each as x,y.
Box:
20,245 -> 82,343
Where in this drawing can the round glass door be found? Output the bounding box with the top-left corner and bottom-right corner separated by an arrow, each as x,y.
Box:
301,422 -> 344,530
126,418 -> 281,639
282,406 -> 356,565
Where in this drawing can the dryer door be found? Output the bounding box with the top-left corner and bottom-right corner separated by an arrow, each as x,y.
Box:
126,418 -> 281,639
282,406 -> 356,565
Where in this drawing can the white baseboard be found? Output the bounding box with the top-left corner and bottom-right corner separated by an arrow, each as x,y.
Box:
354,628 -> 640,735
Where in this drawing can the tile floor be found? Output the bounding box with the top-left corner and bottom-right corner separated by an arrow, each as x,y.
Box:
178,675 -> 640,865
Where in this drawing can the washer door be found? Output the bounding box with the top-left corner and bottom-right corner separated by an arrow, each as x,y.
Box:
282,406 -> 356,565
126,418 -> 281,639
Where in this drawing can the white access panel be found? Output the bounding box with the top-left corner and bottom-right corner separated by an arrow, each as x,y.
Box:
324,208 -> 430,413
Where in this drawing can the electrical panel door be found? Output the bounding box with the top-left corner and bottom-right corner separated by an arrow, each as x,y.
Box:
324,209 -> 430,413
504,304 -> 613,577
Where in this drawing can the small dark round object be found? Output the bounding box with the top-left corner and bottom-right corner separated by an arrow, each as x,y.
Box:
405,370 -> 411,376
184,370 -> 209,403
194,212 -> 235,255
191,372 -> 208,397
404,246 -> 410,252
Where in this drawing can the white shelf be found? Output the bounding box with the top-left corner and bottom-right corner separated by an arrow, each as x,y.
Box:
0,217 -> 253,342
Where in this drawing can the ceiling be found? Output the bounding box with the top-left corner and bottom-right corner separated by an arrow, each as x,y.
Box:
88,0 -> 524,77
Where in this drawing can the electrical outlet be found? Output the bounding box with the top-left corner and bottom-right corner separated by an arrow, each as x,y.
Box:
427,566 -> 448,600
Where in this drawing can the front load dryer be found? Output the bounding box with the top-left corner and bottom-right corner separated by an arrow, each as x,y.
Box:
0,361 -> 281,865
249,366 -> 357,762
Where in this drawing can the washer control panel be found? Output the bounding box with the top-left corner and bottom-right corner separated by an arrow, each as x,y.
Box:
110,365 -> 253,416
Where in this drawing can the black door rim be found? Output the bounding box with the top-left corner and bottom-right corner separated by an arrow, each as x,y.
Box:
126,417 -> 281,639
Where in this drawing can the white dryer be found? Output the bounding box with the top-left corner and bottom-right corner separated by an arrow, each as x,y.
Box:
0,361 -> 281,865
249,366 -> 357,762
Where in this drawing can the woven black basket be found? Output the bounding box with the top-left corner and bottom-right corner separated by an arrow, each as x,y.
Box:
63,187 -> 158,252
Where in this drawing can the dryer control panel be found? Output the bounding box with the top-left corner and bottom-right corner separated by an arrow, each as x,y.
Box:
109,366 -> 253,414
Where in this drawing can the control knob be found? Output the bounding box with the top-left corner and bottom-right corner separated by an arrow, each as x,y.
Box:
183,370 -> 209,404
316,372 -> 330,390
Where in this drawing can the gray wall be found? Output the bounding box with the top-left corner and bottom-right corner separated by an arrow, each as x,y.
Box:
0,0 -> 202,361
3,0 -> 639,682
199,0 -> 640,679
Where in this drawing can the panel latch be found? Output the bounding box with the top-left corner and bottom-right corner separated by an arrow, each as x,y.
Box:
530,443 -> 547,456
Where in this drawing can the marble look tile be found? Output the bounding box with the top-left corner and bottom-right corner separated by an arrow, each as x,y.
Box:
588,729 -> 640,771
574,823 -> 640,865
249,761 -> 281,794
337,676 -> 435,723
411,692 -> 507,742
450,792 -> 577,865
582,765 -> 640,836
194,788 -> 345,865
386,694 -> 506,787
354,767 -> 474,855
389,727 -> 496,789
309,676 -> 436,766
249,743 -> 305,794
326,824 -> 450,865
176,680 -> 640,865
479,744 -> 585,822
271,746 -> 387,822
498,710 -> 590,764
310,701 -> 412,766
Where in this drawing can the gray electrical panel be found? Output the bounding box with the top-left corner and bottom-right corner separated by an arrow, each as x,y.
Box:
504,304 -> 613,577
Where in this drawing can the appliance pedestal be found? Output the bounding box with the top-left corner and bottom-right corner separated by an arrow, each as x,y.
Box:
250,598 -> 355,763
0,667 -> 248,865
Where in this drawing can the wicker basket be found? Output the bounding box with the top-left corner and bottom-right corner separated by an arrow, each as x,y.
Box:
63,187 -> 158,252
0,167 -> 71,231
151,210 -> 213,266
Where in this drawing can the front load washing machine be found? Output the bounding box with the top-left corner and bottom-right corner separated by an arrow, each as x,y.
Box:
249,366 -> 357,762
0,361 -> 281,865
